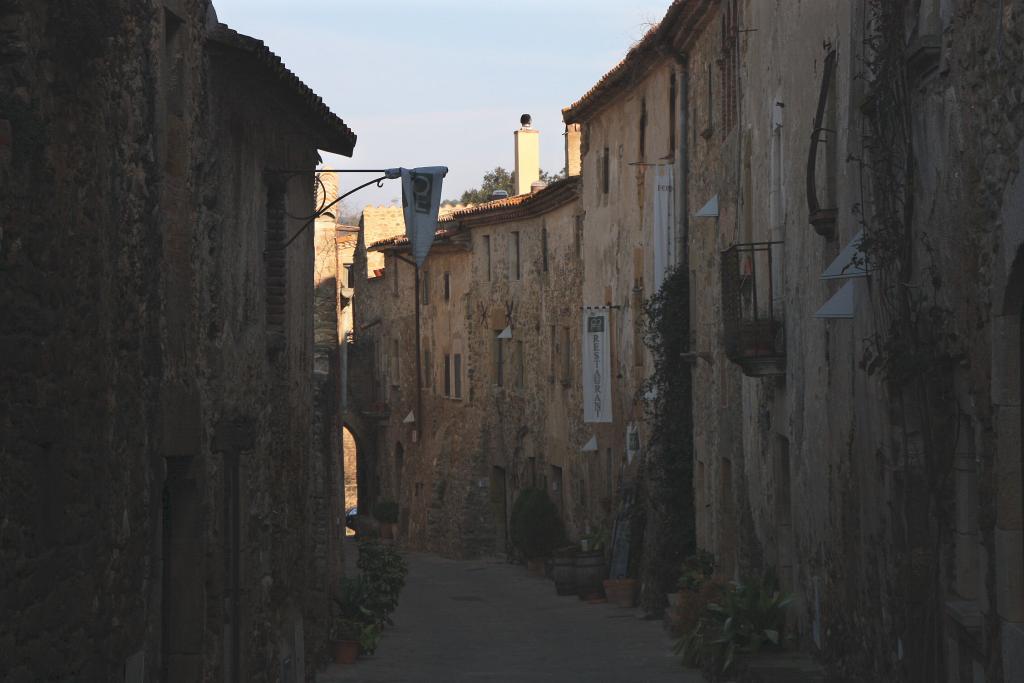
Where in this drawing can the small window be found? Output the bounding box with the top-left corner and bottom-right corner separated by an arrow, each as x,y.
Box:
453,353 -> 462,398
541,224 -> 549,272
443,354 -> 451,397
343,263 -> 354,288
423,349 -> 432,389
421,270 -> 429,305
669,72 -> 677,155
443,272 -> 451,301
483,235 -> 492,281
548,324 -> 557,383
639,98 -> 647,161
514,341 -> 524,390
493,334 -> 504,387
574,215 -> 583,259
560,326 -> 571,384
601,147 -> 610,194
391,338 -> 400,386
510,232 -> 520,280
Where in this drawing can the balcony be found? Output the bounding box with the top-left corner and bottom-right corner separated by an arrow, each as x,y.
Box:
721,242 -> 785,377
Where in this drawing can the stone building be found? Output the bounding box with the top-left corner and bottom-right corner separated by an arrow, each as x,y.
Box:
350,121 -> 586,557
560,0 -> 1024,680
0,2 -> 354,681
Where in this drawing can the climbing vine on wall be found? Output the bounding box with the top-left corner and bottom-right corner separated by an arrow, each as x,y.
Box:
850,2 -> 961,678
636,264 -> 695,611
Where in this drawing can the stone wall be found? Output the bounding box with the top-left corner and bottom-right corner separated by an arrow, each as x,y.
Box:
351,180 -> 585,558
0,2 -> 350,680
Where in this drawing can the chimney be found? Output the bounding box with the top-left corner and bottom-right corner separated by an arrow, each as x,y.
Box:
514,114 -> 540,196
565,123 -> 582,177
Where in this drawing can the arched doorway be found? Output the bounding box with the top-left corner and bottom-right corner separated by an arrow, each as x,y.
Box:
342,426 -> 359,528
994,246 -> 1024,680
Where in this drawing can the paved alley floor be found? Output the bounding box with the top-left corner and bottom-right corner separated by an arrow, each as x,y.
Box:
317,552 -> 703,683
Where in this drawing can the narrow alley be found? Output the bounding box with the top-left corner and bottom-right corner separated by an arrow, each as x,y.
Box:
318,551 -> 697,683
3,1 -> 1024,682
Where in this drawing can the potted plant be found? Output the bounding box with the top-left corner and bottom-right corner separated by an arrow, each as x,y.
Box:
356,540 -> 408,626
509,488 -> 564,575
373,501 -> 399,540
668,550 -> 718,635
674,570 -> 793,677
330,619 -> 363,665
331,577 -> 375,664
603,576 -> 638,608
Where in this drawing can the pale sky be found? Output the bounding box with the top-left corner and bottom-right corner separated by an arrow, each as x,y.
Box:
211,0 -> 670,211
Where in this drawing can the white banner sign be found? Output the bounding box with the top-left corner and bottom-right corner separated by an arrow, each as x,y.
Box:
400,166 -> 448,267
582,309 -> 612,423
652,165 -> 673,293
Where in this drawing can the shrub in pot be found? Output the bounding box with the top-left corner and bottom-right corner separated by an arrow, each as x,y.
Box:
357,540 -> 408,626
509,488 -> 564,568
372,501 -> 399,539
331,578 -> 375,663
674,570 -> 794,676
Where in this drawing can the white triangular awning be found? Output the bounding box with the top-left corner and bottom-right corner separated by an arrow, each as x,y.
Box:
496,326 -> 512,340
403,410 -> 416,424
581,435 -> 598,452
814,281 -> 856,319
821,230 -> 869,279
695,194 -> 719,217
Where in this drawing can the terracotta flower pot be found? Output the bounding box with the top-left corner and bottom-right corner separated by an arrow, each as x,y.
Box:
603,578 -> 637,608
334,640 -> 359,665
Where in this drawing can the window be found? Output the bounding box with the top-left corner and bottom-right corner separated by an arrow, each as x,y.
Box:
423,350 -> 432,389
559,326 -> 571,384
668,72 -> 677,155
541,224 -> 549,272
514,341 -> 524,390
601,147 -> 610,194
702,62 -> 714,139
719,0 -> 739,136
391,338 -> 400,386
421,270 -> 429,305
633,286 -> 645,368
443,272 -> 451,301
265,182 -> 287,351
574,215 -> 583,259
493,334 -> 504,386
510,231 -> 520,280
453,353 -> 462,398
483,235 -> 492,281
548,324 -> 557,383
443,353 -> 451,397
638,98 -> 647,161
343,263 -> 354,288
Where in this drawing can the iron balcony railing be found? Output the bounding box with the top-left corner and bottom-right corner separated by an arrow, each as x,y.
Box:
721,241 -> 785,376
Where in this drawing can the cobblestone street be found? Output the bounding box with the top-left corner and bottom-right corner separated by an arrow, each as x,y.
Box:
318,552 -> 702,682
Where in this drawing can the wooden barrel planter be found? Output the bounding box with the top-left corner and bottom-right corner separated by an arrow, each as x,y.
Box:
553,550 -> 577,596
574,550 -> 606,600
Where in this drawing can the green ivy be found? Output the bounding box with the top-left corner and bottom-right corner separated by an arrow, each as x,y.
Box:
637,265 -> 696,611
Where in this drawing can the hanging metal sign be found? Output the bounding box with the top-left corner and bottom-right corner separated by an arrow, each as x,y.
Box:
582,309 -> 612,423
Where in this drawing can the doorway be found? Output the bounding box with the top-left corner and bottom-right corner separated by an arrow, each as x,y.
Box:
491,466 -> 508,555
161,456 -> 204,682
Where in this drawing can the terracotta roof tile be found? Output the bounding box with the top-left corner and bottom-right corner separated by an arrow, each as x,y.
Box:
562,1 -> 713,124
207,23 -> 356,155
438,176 -> 580,228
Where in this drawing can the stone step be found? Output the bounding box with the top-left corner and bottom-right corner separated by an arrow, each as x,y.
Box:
738,652 -> 828,683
